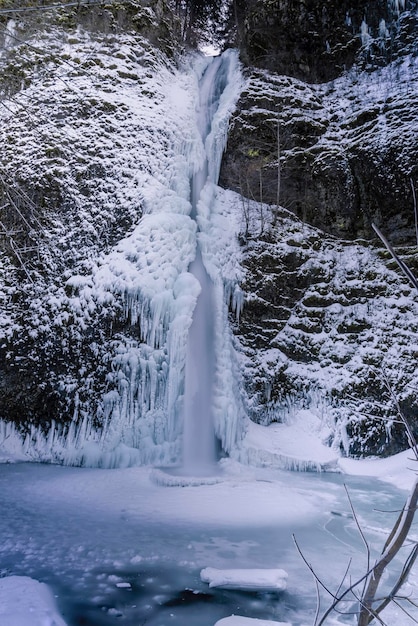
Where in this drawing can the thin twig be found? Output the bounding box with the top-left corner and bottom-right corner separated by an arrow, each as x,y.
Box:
344,483 -> 370,599
292,534 -> 337,599
294,542 -> 388,625
392,597 -> 418,624
411,178 -> 418,247
334,557 -> 353,600
313,576 -> 320,626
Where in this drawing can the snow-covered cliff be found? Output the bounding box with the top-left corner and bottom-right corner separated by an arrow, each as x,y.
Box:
1,0 -> 418,466
0,2 -> 246,466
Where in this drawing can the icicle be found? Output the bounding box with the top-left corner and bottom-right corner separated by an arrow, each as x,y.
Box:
3,19 -> 16,50
379,19 -> 390,50
360,20 -> 372,48
232,285 -> 244,322
389,0 -> 406,15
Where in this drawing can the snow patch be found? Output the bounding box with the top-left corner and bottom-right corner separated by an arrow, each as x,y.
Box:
232,413 -> 339,472
0,576 -> 67,626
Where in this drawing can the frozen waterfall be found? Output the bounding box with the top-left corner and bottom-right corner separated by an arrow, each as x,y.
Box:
0,50 -> 246,468
182,54 -> 230,474
182,246 -> 217,472
89,50 -> 246,469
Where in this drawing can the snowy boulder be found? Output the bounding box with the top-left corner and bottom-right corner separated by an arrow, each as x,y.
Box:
200,567 -> 288,592
214,617 -> 291,626
0,576 -> 67,626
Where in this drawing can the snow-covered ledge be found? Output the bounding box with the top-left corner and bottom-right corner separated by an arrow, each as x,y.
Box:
0,576 -> 67,626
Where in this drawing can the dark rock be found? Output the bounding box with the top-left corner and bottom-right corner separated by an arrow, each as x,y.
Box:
221,50 -> 418,243
229,201 -> 418,455
234,0 -> 418,82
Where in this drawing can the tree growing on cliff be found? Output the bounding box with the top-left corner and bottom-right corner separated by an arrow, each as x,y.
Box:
172,0 -> 229,45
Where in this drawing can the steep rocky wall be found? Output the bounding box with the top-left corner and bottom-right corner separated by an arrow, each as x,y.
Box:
221,54 -> 418,242
0,1 -> 185,436
235,0 -> 417,82
1,0 -> 418,463
222,2 -> 418,244
222,1 -> 418,456
226,193 -> 418,457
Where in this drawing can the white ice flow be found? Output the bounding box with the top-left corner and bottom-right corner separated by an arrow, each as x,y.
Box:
200,567 -> 288,591
0,576 -> 67,626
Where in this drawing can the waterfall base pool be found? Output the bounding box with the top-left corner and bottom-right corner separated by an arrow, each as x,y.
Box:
0,460 -> 417,625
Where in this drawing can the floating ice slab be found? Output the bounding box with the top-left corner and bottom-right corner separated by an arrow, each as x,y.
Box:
0,576 -> 67,626
200,567 -> 288,591
214,616 -> 291,625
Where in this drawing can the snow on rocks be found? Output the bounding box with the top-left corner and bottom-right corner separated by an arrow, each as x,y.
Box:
232,415 -> 339,472
0,576 -> 67,626
201,567 -> 288,592
0,22 -> 247,467
231,190 -> 418,457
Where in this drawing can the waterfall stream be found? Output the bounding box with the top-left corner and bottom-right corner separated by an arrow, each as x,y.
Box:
182,54 -> 230,474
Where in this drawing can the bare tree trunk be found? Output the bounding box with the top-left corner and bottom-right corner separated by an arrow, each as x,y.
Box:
411,177 -> 418,246
272,116 -> 280,228
358,478 -> 418,625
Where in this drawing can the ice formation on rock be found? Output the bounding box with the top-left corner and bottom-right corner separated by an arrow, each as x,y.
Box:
390,0 -> 406,15
75,50 -> 246,467
0,50 -> 246,469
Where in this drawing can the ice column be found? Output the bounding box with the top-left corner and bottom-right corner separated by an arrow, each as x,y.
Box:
182,54 -> 230,473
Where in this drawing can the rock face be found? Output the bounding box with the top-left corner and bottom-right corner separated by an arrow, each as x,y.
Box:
221,3 -> 418,244
235,0 -> 417,82
221,0 -> 418,456
0,0 -> 184,440
228,197 -> 418,457
220,54 -> 418,242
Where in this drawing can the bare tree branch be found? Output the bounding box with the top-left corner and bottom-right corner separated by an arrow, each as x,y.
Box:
372,222 -> 418,292
344,483 -> 371,599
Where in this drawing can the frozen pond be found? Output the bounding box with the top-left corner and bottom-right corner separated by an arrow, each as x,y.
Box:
0,460 -> 416,625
